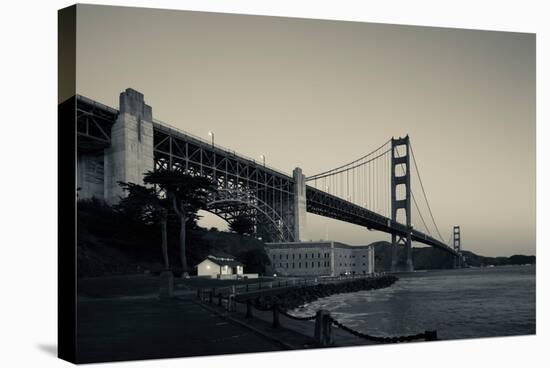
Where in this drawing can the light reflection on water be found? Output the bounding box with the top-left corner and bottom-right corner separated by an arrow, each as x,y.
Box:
292,266 -> 535,340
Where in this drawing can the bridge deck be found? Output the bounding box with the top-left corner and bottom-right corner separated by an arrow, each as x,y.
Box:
74,94 -> 457,256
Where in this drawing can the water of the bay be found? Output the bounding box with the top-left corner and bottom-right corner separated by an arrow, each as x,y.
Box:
292,265 -> 535,340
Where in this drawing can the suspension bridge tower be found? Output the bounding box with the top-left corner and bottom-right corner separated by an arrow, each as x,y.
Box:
453,225 -> 461,268
390,135 -> 414,272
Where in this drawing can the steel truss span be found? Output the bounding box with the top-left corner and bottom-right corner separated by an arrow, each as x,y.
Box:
153,124 -> 296,242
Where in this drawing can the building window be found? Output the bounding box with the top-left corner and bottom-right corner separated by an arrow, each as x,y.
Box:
299,254 -> 301,259
305,262 -> 308,268
286,254 -> 289,259
318,253 -> 321,258
280,254 -> 282,259
292,263 -> 295,268
286,263 -> 289,269
318,261 -> 321,267
305,253 -> 308,259
292,254 -> 295,259
299,262 -> 301,268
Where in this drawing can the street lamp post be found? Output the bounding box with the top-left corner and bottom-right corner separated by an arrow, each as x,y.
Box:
208,131 -> 214,148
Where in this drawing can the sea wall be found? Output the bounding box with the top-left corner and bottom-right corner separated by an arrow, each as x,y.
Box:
257,275 -> 398,310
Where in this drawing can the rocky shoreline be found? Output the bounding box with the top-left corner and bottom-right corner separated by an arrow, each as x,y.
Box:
256,275 -> 399,311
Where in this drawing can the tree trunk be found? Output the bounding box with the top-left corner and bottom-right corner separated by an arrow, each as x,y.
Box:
170,193 -> 188,277
160,216 -> 169,270
179,213 -> 188,276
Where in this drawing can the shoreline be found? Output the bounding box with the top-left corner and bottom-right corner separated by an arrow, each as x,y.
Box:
255,275 -> 399,311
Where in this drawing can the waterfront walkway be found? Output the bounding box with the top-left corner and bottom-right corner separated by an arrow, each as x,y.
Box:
76,273 -> 397,362
77,294 -> 289,363
76,274 -> 316,363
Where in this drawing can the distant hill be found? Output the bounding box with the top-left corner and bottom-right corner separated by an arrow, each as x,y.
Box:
460,251 -> 535,267
370,241 -> 535,271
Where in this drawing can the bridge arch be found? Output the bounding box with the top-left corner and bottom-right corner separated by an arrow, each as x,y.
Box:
205,188 -> 294,243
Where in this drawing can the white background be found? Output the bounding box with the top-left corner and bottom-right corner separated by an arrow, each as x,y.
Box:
0,0 -> 547,367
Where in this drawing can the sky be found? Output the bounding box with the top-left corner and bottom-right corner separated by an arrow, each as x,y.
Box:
75,5 -> 535,257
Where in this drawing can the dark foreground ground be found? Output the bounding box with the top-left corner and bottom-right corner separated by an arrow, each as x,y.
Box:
76,274 -> 306,363
76,295 -> 287,363
76,274 -> 395,363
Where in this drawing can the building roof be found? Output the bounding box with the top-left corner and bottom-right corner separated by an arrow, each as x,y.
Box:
205,253 -> 243,267
265,241 -> 373,249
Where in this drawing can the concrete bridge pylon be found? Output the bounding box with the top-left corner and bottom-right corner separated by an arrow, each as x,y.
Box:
104,88 -> 154,204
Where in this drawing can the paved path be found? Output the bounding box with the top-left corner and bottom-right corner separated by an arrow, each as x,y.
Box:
76,295 -> 285,363
76,273 -> 379,363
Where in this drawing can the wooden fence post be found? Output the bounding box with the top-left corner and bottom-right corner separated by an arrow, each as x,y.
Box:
314,310 -> 333,346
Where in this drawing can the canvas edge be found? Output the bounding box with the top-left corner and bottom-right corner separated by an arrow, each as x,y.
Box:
58,4 -> 77,364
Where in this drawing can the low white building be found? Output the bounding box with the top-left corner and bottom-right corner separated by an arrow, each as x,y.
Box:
196,253 -> 244,279
265,241 -> 375,277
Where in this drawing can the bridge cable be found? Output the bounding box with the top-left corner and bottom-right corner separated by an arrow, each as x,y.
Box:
306,139 -> 391,181
409,142 -> 444,242
396,161 -> 431,235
